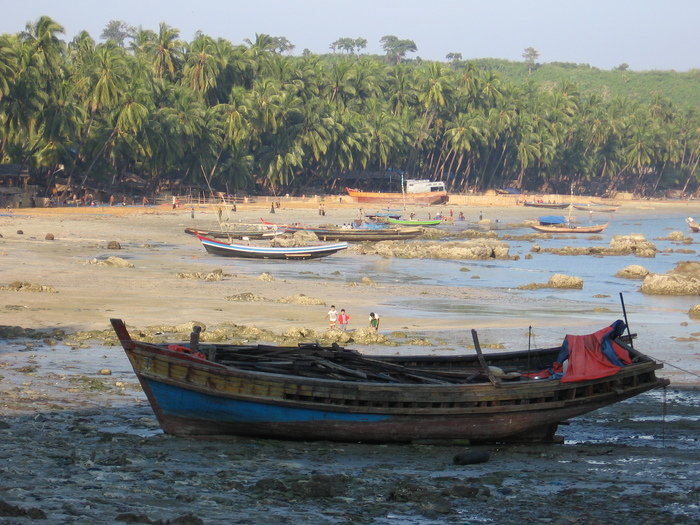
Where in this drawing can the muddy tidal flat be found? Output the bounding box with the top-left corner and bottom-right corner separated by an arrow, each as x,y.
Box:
1,201 -> 700,523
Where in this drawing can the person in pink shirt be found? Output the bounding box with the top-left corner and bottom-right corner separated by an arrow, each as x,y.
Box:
337,309 -> 350,331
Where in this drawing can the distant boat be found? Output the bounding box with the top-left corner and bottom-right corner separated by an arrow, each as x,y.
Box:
197,235 -> 348,260
523,201 -> 570,209
573,204 -> 619,213
261,219 -> 424,242
687,217 -> 700,232
346,179 -> 448,205
530,221 -> 608,234
184,227 -> 284,239
384,217 -> 443,226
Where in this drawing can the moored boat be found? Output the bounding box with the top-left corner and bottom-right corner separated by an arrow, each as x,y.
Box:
346,179 -> 448,205
572,204 -> 619,213
261,219 -> 424,241
384,217 -> 443,226
111,318 -> 668,444
196,235 -> 348,260
530,222 -> 608,233
523,201 -> 571,209
687,217 -> 700,232
184,227 -> 284,239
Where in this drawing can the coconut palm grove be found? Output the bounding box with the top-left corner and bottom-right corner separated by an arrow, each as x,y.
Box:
1,16 -> 699,199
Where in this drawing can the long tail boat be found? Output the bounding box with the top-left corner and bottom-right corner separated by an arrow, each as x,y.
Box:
111,319 -> 668,444
260,219 -> 424,242
530,222 -> 608,233
196,235 -> 348,260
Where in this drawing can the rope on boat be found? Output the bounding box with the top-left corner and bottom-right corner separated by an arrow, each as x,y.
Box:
662,385 -> 667,448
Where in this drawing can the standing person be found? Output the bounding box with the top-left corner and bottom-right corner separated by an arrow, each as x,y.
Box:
172,196 -> 177,209
327,305 -> 338,330
337,309 -> 350,331
369,312 -> 380,331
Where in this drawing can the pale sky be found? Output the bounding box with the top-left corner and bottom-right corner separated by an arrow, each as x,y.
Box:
1,0 -> 698,71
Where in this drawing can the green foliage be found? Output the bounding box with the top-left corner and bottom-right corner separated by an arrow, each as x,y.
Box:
1,17 -> 699,199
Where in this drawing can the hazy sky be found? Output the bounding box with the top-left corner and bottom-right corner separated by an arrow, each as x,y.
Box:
2,0 -> 698,71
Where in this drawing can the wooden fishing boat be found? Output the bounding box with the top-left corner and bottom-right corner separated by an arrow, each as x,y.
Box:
384,217 -> 443,226
184,227 -> 284,239
111,318 -> 668,443
261,220 -> 424,242
523,201 -> 571,209
530,222 -> 608,233
197,235 -> 348,260
572,204 -> 619,213
687,217 -> 700,232
346,180 -> 448,205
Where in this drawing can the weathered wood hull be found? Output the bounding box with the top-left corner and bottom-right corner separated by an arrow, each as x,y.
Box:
346,188 -> 448,205
112,320 -> 668,444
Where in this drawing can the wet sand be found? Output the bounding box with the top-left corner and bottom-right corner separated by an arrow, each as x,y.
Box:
1,199 -> 700,523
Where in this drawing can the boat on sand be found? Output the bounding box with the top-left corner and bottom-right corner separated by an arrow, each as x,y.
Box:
111,318 -> 668,443
196,235 -> 347,260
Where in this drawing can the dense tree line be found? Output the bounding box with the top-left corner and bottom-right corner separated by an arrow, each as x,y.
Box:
1,16 -> 699,197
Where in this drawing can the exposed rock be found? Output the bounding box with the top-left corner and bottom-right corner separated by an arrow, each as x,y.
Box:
519,273 -> 583,290
16,230 -> 23,234
86,256 -> 135,268
542,234 -> 658,258
258,272 -> 274,281
45,233 -> 54,240
640,261 -> 700,295
277,294 -> 325,305
273,230 -> 320,246
226,292 -> 266,302
453,450 -> 490,465
364,238 -> 512,260
689,305 -> 700,319
360,276 -> 376,285
1,281 -> 57,293
656,231 -> 690,242
0,499 -> 46,519
615,264 -> 650,279
107,241 -> 121,249
177,268 -> 224,281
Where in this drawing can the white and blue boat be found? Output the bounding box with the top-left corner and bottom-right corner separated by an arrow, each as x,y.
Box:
197,235 -> 348,260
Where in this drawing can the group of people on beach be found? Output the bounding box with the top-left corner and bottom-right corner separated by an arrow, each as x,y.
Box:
327,306 -> 380,332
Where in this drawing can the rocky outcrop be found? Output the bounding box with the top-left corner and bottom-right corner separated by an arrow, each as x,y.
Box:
615,265 -> 650,279
519,273 -> 583,290
364,239 -> 512,260
640,261 -> 700,295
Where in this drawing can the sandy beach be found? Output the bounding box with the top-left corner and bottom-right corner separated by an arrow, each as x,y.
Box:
1,197 -> 699,523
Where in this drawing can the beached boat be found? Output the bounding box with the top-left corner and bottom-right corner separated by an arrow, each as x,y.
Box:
687,217 -> 700,232
196,235 -> 348,260
184,227 -> 284,239
111,318 -> 668,443
261,220 -> 424,242
384,217 -> 443,226
530,222 -> 608,233
523,201 -> 571,209
346,179 -> 448,205
572,204 -> 619,213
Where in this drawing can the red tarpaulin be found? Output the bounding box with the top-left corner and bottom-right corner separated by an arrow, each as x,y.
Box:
559,322 -> 632,383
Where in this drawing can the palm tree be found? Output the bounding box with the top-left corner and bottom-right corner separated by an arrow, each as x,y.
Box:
148,23 -> 184,81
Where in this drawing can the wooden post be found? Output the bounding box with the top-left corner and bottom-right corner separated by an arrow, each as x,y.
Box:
471,329 -> 501,387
